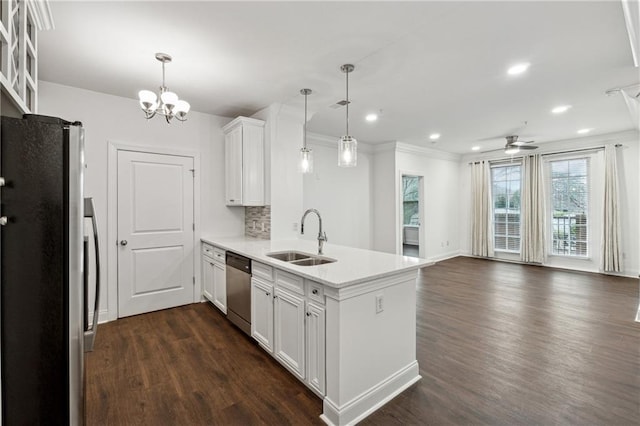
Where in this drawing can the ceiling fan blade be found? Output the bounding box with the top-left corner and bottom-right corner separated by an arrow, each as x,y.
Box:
511,140 -> 535,146
519,145 -> 538,150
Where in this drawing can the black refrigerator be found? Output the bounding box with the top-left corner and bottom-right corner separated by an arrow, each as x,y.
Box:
0,114 -> 101,425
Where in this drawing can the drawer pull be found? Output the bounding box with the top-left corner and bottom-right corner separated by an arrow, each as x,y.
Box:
312,289 -> 318,295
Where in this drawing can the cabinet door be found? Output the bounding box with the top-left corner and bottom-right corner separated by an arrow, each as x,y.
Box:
212,262 -> 227,314
202,257 -> 214,302
251,278 -> 273,352
225,126 -> 243,205
274,288 -> 306,379
241,124 -> 264,206
306,302 -> 326,395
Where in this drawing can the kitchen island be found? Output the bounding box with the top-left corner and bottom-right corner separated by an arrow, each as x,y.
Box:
201,236 -> 431,425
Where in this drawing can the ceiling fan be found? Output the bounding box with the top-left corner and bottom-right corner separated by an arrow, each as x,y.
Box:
504,135 -> 538,154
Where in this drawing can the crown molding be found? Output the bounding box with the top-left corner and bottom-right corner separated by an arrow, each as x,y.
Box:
394,142 -> 462,162
460,128 -> 639,163
306,131 -> 374,153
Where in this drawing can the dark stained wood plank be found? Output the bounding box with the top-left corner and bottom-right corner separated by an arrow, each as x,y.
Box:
86,257 -> 639,425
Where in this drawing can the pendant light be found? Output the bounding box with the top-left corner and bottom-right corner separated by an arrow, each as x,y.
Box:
299,88 -> 313,174
338,64 -> 357,167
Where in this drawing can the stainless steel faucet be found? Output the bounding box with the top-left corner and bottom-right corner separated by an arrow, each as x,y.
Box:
300,208 -> 327,255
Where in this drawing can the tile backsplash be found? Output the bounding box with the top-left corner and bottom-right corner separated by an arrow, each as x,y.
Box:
245,206 -> 271,239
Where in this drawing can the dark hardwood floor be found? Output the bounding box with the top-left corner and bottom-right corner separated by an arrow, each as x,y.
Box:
86,257 -> 640,425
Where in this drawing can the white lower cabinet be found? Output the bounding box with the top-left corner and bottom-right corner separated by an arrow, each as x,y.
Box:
212,262 -> 227,313
249,262 -> 326,396
251,277 -> 274,351
202,257 -> 215,302
202,243 -> 226,314
274,287 -> 306,379
305,301 -> 326,395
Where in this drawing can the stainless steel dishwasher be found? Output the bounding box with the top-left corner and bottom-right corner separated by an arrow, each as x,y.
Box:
226,252 -> 252,336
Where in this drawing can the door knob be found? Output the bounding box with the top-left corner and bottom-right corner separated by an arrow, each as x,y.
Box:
0,216 -> 7,226
120,240 -> 128,246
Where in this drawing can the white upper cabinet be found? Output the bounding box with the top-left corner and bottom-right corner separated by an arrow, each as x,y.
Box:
0,0 -> 49,113
223,116 -> 265,206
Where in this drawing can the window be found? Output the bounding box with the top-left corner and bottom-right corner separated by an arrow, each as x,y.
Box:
491,165 -> 521,252
549,158 -> 589,257
402,176 -> 419,225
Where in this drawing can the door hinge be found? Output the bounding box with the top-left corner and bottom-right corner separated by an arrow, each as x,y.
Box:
193,276 -> 195,285
192,223 -> 195,231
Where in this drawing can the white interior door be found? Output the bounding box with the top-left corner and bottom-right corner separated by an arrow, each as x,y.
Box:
117,150 -> 194,318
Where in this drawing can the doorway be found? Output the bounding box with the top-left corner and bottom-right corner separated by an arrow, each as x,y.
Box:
401,174 -> 424,258
116,149 -> 195,317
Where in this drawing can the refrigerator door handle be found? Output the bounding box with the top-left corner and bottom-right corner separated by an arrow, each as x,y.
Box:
84,197 -> 101,352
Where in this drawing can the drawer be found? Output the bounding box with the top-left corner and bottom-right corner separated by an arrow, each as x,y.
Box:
275,269 -> 304,296
202,243 -> 214,258
213,247 -> 225,263
253,261 -> 274,282
306,280 -> 325,305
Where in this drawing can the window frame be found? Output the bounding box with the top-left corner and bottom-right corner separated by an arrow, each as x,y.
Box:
490,162 -> 522,254
544,155 -> 592,259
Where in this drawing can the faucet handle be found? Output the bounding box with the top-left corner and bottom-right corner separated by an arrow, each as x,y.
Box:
322,231 -> 327,242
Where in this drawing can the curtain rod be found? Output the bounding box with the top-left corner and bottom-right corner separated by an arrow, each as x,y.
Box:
468,143 -> 622,165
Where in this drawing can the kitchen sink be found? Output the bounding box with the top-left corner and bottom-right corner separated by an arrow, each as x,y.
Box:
266,251 -> 314,261
289,257 -> 337,266
265,251 -> 337,266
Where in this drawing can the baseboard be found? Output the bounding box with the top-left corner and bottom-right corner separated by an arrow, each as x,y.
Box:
459,253 -> 640,279
427,250 -> 460,263
320,361 -> 421,426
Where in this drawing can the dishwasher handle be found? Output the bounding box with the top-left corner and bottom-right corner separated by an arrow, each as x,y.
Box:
226,251 -> 251,274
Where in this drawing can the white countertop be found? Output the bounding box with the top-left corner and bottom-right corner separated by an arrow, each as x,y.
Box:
201,236 -> 432,288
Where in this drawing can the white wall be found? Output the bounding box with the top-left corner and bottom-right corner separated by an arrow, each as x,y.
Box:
459,129 -> 640,277
395,144 -> 461,262
301,134 -> 373,250
38,81 -> 244,321
253,104 -> 304,240
372,146 -> 397,253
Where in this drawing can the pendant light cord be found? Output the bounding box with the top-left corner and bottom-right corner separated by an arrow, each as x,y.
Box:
345,68 -> 349,136
303,91 -> 308,149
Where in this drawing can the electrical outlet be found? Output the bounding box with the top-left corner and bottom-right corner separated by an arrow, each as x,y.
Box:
375,294 -> 384,314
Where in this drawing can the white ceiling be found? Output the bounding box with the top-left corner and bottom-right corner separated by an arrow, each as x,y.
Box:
39,1 -> 638,153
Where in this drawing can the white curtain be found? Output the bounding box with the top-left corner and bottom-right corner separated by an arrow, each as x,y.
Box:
601,144 -> 622,272
471,161 -> 493,257
520,154 -> 545,263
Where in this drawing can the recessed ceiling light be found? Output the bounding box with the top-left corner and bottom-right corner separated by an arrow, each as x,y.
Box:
577,128 -> 593,134
507,62 -> 530,75
471,146 -> 480,151
429,133 -> 441,140
365,113 -> 378,122
551,105 -> 572,114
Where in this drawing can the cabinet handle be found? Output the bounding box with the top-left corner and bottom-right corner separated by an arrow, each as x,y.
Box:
312,289 -> 318,295
273,295 -> 277,299
306,312 -> 310,317
265,292 -> 270,296
0,216 -> 7,226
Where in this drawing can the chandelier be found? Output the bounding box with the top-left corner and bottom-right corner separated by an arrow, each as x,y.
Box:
138,53 -> 190,123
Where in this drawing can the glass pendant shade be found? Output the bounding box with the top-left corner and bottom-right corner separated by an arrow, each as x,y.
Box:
299,147 -> 313,174
161,91 -> 178,107
338,135 -> 357,167
138,90 -> 158,112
